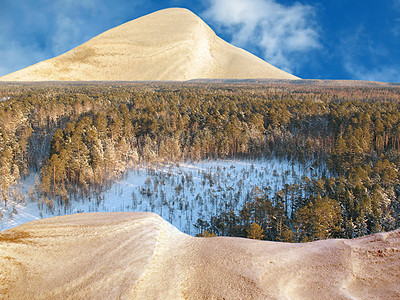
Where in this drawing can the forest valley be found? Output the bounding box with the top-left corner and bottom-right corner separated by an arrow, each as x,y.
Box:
0,80 -> 399,242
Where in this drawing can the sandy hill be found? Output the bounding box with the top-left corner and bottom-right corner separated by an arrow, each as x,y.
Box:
1,212 -> 399,299
0,8 -> 298,82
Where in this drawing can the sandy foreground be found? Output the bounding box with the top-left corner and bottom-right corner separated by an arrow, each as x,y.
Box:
0,8 -> 297,82
0,212 -> 399,299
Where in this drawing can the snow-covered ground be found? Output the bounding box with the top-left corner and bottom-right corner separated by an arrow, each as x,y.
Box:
0,158 -> 324,234
0,96 -> 10,102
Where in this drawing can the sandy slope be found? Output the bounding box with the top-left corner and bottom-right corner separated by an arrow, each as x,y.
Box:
0,8 -> 298,82
0,212 -> 399,299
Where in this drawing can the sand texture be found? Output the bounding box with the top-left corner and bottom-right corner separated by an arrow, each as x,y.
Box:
0,212 -> 399,299
0,8 -> 298,82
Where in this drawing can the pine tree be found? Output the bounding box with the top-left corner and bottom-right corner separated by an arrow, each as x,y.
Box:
247,222 -> 264,240
0,148 -> 14,206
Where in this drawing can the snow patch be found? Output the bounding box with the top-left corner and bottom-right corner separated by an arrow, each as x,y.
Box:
0,158 -> 324,234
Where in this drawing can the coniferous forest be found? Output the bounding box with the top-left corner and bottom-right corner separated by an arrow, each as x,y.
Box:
1,80 -> 400,242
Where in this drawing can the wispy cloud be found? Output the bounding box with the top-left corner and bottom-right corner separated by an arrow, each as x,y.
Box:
0,0 -> 141,76
344,63 -> 400,83
0,37 -> 47,76
392,18 -> 400,36
202,0 -> 321,73
50,0 -> 97,54
341,27 -> 400,82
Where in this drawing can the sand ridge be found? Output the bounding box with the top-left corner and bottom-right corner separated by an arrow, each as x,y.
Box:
0,212 -> 399,299
0,8 -> 298,82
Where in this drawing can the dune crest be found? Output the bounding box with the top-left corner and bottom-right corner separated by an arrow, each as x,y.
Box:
0,8 -> 298,81
1,212 -> 399,299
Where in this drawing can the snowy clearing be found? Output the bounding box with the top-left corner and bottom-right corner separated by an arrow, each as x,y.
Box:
0,158 -> 324,234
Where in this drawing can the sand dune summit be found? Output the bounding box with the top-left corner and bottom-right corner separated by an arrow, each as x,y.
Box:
1,212 -> 399,299
0,8 -> 298,81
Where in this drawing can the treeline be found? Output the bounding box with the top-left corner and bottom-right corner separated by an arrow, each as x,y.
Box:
0,82 -> 400,240
196,169 -> 399,241
0,84 -> 132,205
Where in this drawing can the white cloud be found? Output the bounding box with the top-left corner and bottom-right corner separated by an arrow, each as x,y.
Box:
203,0 -> 321,73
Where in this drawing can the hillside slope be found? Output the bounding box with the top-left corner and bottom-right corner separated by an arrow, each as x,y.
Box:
1,212 -> 399,299
0,8 -> 298,81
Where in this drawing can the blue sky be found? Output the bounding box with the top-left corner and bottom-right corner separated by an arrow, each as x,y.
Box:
1,0 -> 400,82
